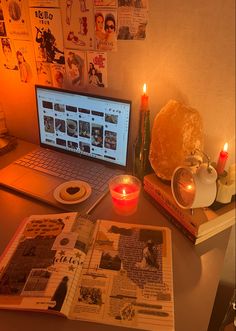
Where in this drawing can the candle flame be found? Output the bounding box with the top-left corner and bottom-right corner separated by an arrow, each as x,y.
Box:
122,188 -> 127,196
143,83 -> 147,95
223,142 -> 228,152
186,184 -> 193,191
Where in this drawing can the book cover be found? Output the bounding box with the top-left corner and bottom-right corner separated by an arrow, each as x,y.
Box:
0,212 -> 174,331
144,173 -> 235,242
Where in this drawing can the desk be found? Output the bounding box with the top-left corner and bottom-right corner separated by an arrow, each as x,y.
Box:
0,140 -> 232,331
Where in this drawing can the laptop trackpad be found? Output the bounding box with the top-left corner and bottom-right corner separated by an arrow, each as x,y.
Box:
13,172 -> 62,196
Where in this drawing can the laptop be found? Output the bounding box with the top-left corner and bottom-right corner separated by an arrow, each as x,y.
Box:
0,85 -> 131,213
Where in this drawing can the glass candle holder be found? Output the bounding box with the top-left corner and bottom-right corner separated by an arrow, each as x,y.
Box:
109,175 -> 141,216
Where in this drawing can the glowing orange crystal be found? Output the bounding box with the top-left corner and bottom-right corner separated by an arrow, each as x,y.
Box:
149,100 -> 204,181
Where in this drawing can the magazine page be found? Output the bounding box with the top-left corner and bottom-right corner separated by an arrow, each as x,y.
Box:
94,0 -> 117,7
0,37 -> 18,70
13,40 -> 37,84
117,2 -> 148,40
64,49 -> 87,89
0,212 -> 96,317
60,0 -> 95,50
36,61 -> 53,85
69,220 -> 174,331
2,0 -> 32,40
29,0 -> 60,6
51,63 -> 66,88
29,6 -> 65,84
87,51 -> 107,88
29,7 -> 65,64
94,9 -> 117,51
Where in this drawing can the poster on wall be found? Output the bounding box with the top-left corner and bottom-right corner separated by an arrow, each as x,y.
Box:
0,20 -> 7,37
2,0 -> 31,40
0,2 -> 3,20
28,0 -> 59,7
117,0 -> 148,40
36,61 -> 52,85
60,0 -> 94,51
51,63 -> 65,88
0,1 -> 7,37
64,49 -> 86,89
87,51 -> 107,88
118,0 -> 148,8
14,40 -> 37,83
29,7 -> 65,64
94,9 -> 117,51
0,37 -> 18,70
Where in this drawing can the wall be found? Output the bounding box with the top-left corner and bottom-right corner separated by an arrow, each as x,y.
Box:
0,0 -> 235,167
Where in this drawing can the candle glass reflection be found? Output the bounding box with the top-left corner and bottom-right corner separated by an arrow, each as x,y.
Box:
109,175 -> 141,216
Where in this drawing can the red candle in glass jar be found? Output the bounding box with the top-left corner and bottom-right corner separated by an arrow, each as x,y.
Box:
109,176 -> 141,216
216,143 -> 229,175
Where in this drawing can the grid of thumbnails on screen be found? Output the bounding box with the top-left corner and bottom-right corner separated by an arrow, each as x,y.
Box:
36,87 -> 131,167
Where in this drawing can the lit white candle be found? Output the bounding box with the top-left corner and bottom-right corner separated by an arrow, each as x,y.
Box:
216,164 -> 235,203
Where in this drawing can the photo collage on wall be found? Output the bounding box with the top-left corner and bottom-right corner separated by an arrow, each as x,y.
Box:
0,0 -> 19,71
0,0 -> 149,88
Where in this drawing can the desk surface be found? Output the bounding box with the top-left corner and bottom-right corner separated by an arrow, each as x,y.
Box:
0,140 -> 233,331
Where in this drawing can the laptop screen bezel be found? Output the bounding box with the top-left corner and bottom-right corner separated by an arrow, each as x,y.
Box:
35,84 -> 132,171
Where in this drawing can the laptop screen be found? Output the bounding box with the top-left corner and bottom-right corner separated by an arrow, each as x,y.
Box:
35,85 -> 131,168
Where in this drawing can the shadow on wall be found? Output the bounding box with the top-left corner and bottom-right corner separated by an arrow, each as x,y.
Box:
208,281 -> 235,331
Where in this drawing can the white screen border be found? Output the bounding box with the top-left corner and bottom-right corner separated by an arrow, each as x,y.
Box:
35,85 -> 131,169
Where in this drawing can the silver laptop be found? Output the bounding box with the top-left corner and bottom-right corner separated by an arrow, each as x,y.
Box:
0,85 -> 131,213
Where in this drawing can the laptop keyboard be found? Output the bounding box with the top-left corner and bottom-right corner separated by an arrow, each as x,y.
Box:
15,148 -> 120,193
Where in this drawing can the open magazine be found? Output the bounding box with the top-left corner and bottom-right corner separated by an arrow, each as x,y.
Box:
0,213 -> 174,331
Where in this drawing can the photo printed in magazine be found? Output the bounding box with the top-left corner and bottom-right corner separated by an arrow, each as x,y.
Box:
69,220 -> 175,331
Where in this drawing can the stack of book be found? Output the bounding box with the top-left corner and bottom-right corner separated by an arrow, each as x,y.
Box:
144,173 -> 235,245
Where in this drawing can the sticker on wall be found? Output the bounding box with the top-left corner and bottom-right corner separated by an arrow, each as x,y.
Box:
30,7 -> 65,64
14,40 -> 37,83
0,37 -> 18,70
94,9 -> 117,51
28,0 -> 59,7
36,61 -> 52,85
60,0 -> 94,51
64,49 -> 86,89
51,63 -> 66,88
2,0 -> 31,40
87,51 -> 107,88
117,1 -> 148,40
